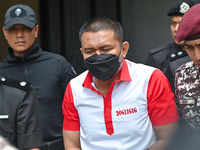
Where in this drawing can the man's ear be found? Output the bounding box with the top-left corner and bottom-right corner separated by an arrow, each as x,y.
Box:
34,25 -> 39,38
80,48 -> 83,55
122,41 -> 129,58
2,27 -> 7,40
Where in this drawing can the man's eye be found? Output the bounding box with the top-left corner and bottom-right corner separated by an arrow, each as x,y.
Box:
9,27 -> 17,31
85,51 -> 93,54
23,26 -> 31,30
102,49 -> 111,52
171,22 -> 176,26
185,46 -> 193,50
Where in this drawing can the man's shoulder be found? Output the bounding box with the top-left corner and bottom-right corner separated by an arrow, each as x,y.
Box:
149,43 -> 173,55
41,51 -> 65,59
175,61 -> 198,83
0,77 -> 31,91
71,71 -> 88,82
126,60 -> 157,78
41,51 -> 69,63
175,61 -> 194,73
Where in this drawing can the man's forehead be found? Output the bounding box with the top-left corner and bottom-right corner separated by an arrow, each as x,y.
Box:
83,30 -> 114,35
82,30 -> 115,41
171,16 -> 182,21
184,39 -> 200,45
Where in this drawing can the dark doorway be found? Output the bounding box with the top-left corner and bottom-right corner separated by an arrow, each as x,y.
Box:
39,0 -> 121,75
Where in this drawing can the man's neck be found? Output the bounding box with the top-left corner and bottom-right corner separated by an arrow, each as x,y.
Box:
94,70 -> 121,96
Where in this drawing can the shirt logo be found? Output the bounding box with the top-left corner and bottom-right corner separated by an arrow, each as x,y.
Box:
116,108 -> 137,116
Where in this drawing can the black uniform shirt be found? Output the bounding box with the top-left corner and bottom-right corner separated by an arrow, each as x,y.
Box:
0,42 -> 77,142
146,42 -> 191,93
0,77 -> 43,149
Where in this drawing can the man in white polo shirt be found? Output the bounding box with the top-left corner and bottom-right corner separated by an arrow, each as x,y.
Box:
62,17 -> 179,150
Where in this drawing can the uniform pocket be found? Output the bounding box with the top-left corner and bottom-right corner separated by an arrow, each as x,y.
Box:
1,120 -> 13,133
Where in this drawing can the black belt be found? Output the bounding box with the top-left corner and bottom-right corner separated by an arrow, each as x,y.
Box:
40,138 -> 64,150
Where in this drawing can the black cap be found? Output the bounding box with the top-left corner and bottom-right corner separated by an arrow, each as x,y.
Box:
4,4 -> 37,30
167,0 -> 196,16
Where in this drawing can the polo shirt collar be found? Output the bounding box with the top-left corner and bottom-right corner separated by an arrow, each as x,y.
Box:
82,59 -> 131,88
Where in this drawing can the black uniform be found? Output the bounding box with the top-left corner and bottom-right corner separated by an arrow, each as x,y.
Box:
0,42 -> 77,149
0,77 -> 42,150
145,42 -> 191,93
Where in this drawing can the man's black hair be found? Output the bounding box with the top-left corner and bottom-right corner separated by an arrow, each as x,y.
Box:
79,16 -> 123,44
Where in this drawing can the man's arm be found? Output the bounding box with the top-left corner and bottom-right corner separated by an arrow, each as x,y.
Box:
17,86 -> 43,149
149,122 -> 179,150
63,130 -> 81,150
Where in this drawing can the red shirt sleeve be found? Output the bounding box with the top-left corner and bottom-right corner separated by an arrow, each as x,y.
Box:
62,82 -> 80,131
147,69 -> 179,126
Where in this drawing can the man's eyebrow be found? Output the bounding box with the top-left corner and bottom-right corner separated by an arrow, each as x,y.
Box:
184,43 -> 190,46
99,45 -> 112,49
83,48 -> 94,51
83,45 -> 112,50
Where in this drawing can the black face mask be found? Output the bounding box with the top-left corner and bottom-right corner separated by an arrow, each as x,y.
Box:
85,52 -> 121,80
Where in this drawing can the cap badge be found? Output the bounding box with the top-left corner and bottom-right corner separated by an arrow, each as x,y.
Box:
15,8 -> 22,16
180,2 -> 190,14
20,81 -> 26,86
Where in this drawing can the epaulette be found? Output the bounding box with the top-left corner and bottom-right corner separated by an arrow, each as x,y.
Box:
169,49 -> 188,61
0,77 -> 31,91
149,43 -> 173,54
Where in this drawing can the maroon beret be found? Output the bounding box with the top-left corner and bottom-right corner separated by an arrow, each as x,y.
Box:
177,3 -> 200,42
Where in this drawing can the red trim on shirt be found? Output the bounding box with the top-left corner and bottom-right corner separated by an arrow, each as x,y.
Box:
103,87 -> 114,135
62,82 -> 80,131
147,69 -> 179,126
118,59 -> 132,82
83,59 -> 131,87
82,59 -> 131,135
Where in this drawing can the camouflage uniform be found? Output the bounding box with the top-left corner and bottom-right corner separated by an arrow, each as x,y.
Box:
175,61 -> 200,129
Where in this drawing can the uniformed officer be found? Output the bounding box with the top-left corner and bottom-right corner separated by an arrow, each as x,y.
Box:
0,77 -> 43,150
0,4 -> 77,150
145,0 -> 196,93
175,3 -> 200,130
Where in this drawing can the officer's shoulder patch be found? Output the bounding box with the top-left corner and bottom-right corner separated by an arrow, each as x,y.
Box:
0,77 -> 31,91
169,50 -> 188,61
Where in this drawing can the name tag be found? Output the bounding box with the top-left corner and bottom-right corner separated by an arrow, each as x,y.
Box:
179,99 -> 195,104
0,115 -> 9,119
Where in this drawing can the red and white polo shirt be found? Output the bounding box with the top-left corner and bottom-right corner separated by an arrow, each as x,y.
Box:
63,59 -> 178,150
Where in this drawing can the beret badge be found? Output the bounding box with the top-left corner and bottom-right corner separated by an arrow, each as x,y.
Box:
180,2 -> 190,13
